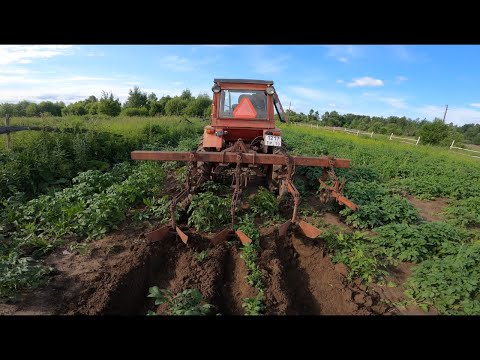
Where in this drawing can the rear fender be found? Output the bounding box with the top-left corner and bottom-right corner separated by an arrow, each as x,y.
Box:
203,128 -> 223,150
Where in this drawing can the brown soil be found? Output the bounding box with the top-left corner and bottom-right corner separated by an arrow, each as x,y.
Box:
0,222 -> 259,316
1,220 -> 398,316
406,195 -> 449,222
258,227 -> 393,315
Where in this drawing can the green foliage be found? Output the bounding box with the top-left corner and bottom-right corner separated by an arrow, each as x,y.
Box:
97,91 -> 121,117
165,97 -> 189,116
242,289 -> 265,315
240,241 -> 265,315
250,187 -> 279,217
184,94 -> 211,117
142,195 -> 175,224
122,107 -> 149,117
124,86 -> 148,109
147,287 -> 213,315
235,214 -> 260,243
405,242 -> 480,315
372,222 -> 470,263
443,197 -> 480,227
0,252 -> 53,300
340,181 -> 419,228
187,192 -> 230,232
324,231 -> 387,283
195,250 -> 209,263
4,162 -> 165,255
419,119 -> 463,146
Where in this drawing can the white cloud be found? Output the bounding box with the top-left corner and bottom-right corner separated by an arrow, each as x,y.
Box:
380,97 -> 407,109
0,67 -> 30,75
396,75 -> 408,82
469,103 -> 480,108
336,79 -> 344,84
338,57 -> 348,63
347,76 -> 384,88
0,45 -> 73,65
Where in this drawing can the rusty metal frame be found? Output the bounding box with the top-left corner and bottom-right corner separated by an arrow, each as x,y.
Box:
131,150 -> 351,167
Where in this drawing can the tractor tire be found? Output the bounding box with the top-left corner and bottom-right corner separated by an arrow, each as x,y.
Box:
196,136 -> 214,185
268,145 -> 288,194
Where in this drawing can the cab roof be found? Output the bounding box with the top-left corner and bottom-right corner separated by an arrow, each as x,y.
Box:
214,79 -> 274,85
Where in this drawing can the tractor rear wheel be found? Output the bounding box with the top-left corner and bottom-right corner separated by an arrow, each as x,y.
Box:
195,136 -> 214,187
268,145 -> 288,194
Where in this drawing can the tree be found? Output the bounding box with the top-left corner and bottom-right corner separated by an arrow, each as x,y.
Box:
184,94 -> 211,117
473,133 -> 480,145
62,101 -> 87,116
147,92 -> 158,111
124,86 -> 148,109
26,103 -> 39,117
38,101 -> 63,116
418,118 -> 465,146
85,95 -> 98,104
97,91 -> 121,116
180,89 -> 193,101
165,97 -> 188,116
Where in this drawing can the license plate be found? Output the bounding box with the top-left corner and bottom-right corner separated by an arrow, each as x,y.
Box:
265,135 -> 282,147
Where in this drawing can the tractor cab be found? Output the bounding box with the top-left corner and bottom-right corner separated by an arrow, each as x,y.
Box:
204,79 -> 287,150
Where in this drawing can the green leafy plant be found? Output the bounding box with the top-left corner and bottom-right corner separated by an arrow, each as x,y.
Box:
195,250 -> 209,263
0,252 -> 53,300
372,222 -> 469,263
404,242 -> 480,315
443,196 -> 480,228
323,231 -> 387,283
242,289 -> 265,315
235,214 -> 260,243
340,187 -> 419,229
187,192 -> 230,232
250,187 -> 279,217
147,287 -> 214,315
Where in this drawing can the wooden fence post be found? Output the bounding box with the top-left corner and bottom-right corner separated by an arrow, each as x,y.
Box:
450,140 -> 455,149
389,133 -> 393,140
371,131 -> 374,137
416,136 -> 420,146
5,114 -> 11,150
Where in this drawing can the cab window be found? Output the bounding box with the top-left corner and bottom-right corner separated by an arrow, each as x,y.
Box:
219,89 -> 267,119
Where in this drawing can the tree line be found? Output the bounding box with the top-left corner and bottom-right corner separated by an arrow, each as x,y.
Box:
1,86 -> 479,145
286,109 -> 480,145
0,87 -> 212,119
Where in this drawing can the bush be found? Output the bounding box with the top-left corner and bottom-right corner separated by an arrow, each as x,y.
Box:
122,107 -> 149,117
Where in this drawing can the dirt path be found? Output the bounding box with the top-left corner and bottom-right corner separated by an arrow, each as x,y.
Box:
259,228 -> 392,315
215,246 -> 257,315
406,195 -> 449,222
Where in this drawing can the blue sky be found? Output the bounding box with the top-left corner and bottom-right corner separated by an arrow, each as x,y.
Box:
1,45 -> 480,125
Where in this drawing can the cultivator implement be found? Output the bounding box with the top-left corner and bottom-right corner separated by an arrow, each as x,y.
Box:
131,139 -> 357,244
131,78 -> 358,245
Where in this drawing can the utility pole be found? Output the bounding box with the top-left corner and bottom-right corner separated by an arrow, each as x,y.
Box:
443,104 -> 448,123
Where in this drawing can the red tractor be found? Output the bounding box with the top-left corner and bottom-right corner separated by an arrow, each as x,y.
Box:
132,79 -> 357,244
